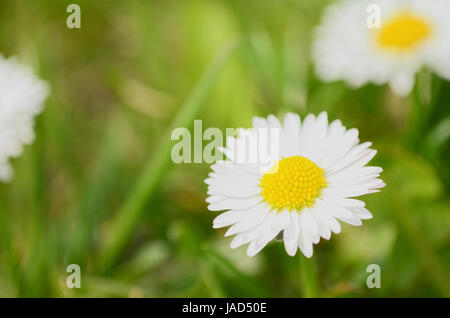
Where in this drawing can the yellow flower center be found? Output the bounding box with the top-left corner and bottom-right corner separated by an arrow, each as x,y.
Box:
377,12 -> 432,52
260,156 -> 326,212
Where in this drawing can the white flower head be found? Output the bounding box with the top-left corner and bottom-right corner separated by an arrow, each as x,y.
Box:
312,0 -> 450,96
0,55 -> 49,182
205,112 -> 384,258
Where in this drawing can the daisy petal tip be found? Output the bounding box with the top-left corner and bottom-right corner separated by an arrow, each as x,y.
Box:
318,111 -> 328,121
285,112 -> 298,118
207,203 -> 223,212
331,225 -> 341,235
224,228 -> 235,237
230,239 -> 240,249
212,223 -> 223,229
246,248 -> 258,258
286,247 -> 298,257
283,238 -> 297,257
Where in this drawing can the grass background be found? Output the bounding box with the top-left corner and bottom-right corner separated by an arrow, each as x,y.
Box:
0,0 -> 449,297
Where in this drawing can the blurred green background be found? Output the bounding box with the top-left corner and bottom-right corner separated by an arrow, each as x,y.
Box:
0,0 -> 449,297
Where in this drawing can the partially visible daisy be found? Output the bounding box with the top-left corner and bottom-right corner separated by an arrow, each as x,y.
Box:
205,112 -> 384,258
312,0 -> 450,96
0,55 -> 49,182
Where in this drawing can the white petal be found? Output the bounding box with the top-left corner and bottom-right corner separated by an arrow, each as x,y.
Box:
208,195 -> 262,211
224,204 -> 271,236
252,116 -> 268,129
213,210 -> 246,229
230,211 -> 277,249
267,115 -> 282,129
299,209 -> 320,244
317,198 -> 355,219
321,196 -> 366,208
207,182 -> 261,198
327,142 -> 372,173
283,212 -> 301,256
245,212 -> 286,257
310,207 -> 332,240
389,72 -> 415,96
321,128 -> 360,170
322,185 -> 372,198
350,207 -> 373,220
282,113 -> 301,157
299,113 -> 329,161
283,113 -> 301,136
298,224 -> 313,258
338,215 -> 363,226
205,195 -> 224,204
327,166 -> 383,184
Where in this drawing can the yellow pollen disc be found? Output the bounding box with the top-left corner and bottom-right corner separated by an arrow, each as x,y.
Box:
260,156 -> 326,212
377,12 -> 432,51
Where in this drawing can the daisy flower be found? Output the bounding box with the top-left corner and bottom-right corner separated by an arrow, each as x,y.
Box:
312,0 -> 450,96
0,55 -> 49,182
205,112 -> 384,257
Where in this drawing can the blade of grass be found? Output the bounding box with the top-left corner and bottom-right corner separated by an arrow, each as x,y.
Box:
67,114 -> 129,266
0,200 -> 21,296
23,116 -> 54,297
97,40 -> 240,273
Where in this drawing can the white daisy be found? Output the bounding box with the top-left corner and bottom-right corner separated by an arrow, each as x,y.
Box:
0,55 -> 49,182
205,112 -> 384,258
312,0 -> 450,96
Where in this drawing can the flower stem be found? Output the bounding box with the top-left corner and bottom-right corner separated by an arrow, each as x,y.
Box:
299,254 -> 320,298
96,40 -> 240,273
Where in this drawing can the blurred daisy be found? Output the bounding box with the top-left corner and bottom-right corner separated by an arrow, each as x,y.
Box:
205,112 -> 384,258
0,55 -> 49,182
312,0 -> 450,96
